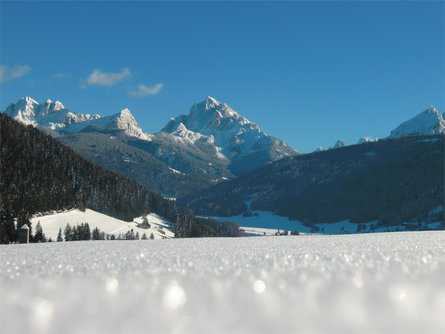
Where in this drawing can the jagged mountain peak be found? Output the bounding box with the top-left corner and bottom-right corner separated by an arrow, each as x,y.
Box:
102,108 -> 152,141
160,97 -> 297,174
203,96 -> 220,107
41,99 -> 65,114
330,139 -> 347,149
426,105 -> 438,114
189,96 -> 238,120
21,96 -> 38,105
111,108 -> 136,124
108,107 -> 139,129
389,105 -> 444,138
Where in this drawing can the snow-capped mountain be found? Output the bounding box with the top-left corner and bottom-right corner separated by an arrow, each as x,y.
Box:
330,139 -> 347,149
160,97 -> 297,174
2,96 -> 297,195
99,108 -> 152,141
3,97 -> 102,130
357,137 -> 375,144
389,105 -> 444,138
3,97 -> 151,140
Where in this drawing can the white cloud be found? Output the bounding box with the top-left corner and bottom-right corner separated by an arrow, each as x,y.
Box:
0,65 -> 31,83
52,73 -> 70,79
81,68 -> 131,87
128,83 -> 164,97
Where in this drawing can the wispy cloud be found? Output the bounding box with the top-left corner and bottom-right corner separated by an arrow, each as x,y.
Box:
0,65 -> 31,83
128,83 -> 164,97
52,73 -> 70,79
81,68 -> 131,88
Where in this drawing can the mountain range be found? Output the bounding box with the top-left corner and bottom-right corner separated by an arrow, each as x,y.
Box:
2,96 -> 444,233
3,96 -> 297,196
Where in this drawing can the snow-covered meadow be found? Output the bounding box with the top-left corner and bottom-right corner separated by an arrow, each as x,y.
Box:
31,209 -> 174,240
1,231 -> 444,333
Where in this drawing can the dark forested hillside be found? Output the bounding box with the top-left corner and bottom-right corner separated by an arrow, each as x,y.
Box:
0,114 -> 220,240
179,135 -> 444,229
57,128 -> 229,197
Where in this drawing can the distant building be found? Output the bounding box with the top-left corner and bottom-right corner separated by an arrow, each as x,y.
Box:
20,224 -> 29,244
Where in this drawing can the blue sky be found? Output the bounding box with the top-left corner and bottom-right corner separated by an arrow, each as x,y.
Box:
1,1 -> 444,153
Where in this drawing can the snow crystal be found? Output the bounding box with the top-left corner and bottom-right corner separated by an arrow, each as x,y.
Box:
1,231 -> 444,333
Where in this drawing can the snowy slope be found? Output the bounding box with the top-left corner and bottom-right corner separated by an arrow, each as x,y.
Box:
1,231 -> 444,333
31,209 -> 174,240
389,105 -> 444,137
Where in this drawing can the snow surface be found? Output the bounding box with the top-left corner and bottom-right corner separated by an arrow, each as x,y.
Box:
31,209 -> 174,240
1,231 -> 444,333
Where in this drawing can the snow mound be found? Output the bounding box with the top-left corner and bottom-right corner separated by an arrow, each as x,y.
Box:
0,231 -> 444,333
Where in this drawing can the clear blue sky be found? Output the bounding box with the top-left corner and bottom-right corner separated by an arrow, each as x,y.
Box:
1,1 -> 444,153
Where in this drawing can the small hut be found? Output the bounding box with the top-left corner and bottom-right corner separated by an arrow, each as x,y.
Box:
19,224 -> 29,244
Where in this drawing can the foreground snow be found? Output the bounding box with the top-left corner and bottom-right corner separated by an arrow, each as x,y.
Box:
31,209 -> 174,240
1,231 -> 444,333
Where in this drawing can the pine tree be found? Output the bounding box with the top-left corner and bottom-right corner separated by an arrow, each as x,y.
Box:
64,224 -> 72,241
57,228 -> 63,242
71,226 -> 79,241
92,227 -> 100,240
135,232 -> 140,240
149,233 -> 154,240
82,223 -> 91,240
34,222 -> 46,242
141,233 -> 147,240
0,207 -> 15,244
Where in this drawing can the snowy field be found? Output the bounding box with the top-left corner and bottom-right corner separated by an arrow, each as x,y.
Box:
1,231 -> 445,333
215,208 -> 444,234
31,209 -> 174,240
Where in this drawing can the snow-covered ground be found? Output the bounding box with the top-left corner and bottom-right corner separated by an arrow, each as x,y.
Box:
1,231 -> 444,333
31,209 -> 174,240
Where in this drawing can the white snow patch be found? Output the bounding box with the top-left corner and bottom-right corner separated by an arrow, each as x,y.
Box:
168,167 -> 185,175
